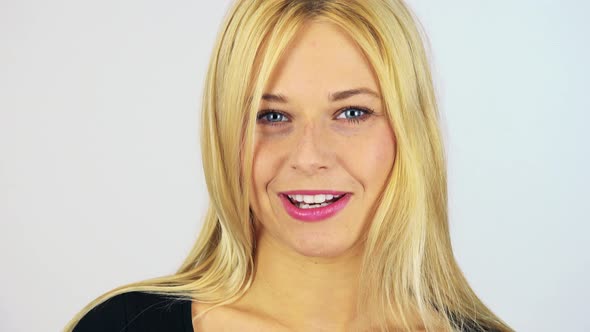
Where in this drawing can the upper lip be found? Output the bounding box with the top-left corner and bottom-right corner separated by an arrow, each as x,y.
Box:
279,190 -> 350,196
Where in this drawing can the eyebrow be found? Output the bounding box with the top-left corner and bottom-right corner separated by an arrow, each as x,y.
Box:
261,88 -> 380,103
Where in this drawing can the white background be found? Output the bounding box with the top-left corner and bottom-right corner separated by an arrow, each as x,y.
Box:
1,1 -> 588,331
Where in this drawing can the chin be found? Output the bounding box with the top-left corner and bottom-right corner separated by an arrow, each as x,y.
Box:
289,234 -> 360,258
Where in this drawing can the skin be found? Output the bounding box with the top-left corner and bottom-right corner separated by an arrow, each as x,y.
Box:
193,20 -> 396,331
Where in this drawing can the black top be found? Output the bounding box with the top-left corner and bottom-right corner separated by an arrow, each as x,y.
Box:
73,291 -> 497,332
73,291 -> 193,332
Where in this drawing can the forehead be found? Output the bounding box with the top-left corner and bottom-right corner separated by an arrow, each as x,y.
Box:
263,20 -> 379,100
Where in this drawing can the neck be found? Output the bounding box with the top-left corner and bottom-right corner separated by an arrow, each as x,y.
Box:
238,232 -> 364,331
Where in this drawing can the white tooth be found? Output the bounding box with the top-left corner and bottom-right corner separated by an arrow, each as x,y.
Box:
314,194 -> 325,203
320,202 -> 327,207
326,194 -> 334,200
303,195 -> 314,203
301,203 -> 310,209
295,194 -> 303,202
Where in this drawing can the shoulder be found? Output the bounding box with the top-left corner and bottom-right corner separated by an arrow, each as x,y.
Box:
73,291 -> 193,332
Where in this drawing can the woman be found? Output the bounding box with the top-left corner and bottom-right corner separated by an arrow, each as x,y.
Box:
66,0 -> 513,331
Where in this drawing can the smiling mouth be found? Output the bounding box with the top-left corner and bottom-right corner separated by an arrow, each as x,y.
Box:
278,192 -> 352,222
283,193 -> 346,209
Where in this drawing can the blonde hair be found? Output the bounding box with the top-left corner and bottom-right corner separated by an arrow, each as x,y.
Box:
65,1 -> 513,331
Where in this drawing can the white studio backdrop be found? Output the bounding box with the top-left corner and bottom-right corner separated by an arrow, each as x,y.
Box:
1,1 -> 588,331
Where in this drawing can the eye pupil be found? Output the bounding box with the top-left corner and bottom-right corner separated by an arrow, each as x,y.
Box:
259,112 -> 285,122
343,108 -> 365,119
347,109 -> 362,117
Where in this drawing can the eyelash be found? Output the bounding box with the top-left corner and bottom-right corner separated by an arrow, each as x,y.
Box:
256,106 -> 375,127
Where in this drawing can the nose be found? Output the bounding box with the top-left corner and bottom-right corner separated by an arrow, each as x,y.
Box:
289,122 -> 331,175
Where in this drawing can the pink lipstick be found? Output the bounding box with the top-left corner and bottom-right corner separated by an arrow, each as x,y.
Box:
278,191 -> 352,222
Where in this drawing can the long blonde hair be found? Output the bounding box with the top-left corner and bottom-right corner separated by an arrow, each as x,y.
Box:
65,1 -> 513,331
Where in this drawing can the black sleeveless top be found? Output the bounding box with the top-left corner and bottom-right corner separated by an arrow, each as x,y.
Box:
73,291 -> 497,331
73,291 -> 193,332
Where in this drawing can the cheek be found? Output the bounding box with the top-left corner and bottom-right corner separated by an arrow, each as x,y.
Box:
251,139 -> 282,197
375,134 -> 396,167
345,126 -> 396,185
375,131 -> 396,178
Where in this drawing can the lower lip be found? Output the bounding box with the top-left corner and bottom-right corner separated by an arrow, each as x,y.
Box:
278,194 -> 351,222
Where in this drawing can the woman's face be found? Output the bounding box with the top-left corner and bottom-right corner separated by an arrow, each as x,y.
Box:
249,21 -> 396,258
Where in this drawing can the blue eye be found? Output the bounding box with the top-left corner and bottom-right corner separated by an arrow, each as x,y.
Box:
256,111 -> 289,127
335,107 -> 374,124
